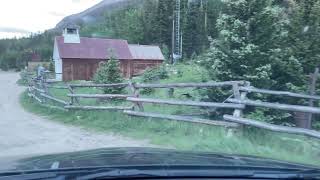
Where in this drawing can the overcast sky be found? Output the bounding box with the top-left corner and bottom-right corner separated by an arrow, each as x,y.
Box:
0,0 -> 102,39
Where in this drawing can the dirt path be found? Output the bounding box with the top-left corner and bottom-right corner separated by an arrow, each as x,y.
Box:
0,71 -> 153,157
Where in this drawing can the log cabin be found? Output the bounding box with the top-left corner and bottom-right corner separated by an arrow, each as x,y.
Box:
53,24 -> 164,81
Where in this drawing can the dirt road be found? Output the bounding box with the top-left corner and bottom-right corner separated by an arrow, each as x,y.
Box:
0,71 -> 152,157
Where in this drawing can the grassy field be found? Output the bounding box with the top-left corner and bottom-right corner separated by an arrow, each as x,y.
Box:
20,64 -> 320,167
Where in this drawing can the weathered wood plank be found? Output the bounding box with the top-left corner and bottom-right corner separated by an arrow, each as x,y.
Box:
46,85 -> 69,89
69,83 -> 129,88
65,105 -> 134,111
127,97 -> 245,109
128,81 -> 144,111
307,68 -> 319,128
68,94 -> 133,99
232,83 -> 247,118
240,86 -> 320,101
31,87 -> 45,93
227,98 -> 320,114
28,93 -> 42,103
125,110 -> 239,127
223,115 -> 320,139
67,85 -> 80,105
39,93 -> 69,105
135,81 -> 245,89
46,79 -> 61,83
40,104 -> 68,112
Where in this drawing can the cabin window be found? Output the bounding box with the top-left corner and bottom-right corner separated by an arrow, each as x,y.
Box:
67,28 -> 77,34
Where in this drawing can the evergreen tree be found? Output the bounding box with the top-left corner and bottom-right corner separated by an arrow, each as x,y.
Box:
288,0 -> 320,74
93,52 -> 125,94
206,0 -> 224,38
122,9 -> 144,43
157,0 -> 174,48
202,0 -> 304,90
141,0 -> 158,44
183,1 -> 208,58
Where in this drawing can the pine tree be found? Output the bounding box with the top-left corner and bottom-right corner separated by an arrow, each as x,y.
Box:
206,0 -> 224,39
93,52 -> 125,94
183,1 -> 208,58
141,0 -> 158,44
157,0 -> 174,48
202,0 -> 304,90
201,0 -> 306,123
122,9 -> 144,43
288,0 -> 320,74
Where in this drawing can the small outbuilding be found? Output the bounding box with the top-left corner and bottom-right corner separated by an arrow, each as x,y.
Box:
53,25 -> 164,81
129,44 -> 165,76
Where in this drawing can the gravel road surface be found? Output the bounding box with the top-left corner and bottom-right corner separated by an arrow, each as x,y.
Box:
0,71 -> 152,157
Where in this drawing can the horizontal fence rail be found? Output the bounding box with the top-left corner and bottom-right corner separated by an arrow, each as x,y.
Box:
223,115 -> 320,139
68,94 -> 134,99
31,87 -> 45,93
45,85 -> 69,89
39,93 -> 69,106
227,98 -> 320,114
240,86 -> 320,101
125,110 -> 239,127
69,83 -> 129,88
28,93 -> 42,103
127,97 -> 245,109
26,77 -> 320,139
65,105 -> 134,111
135,81 -> 246,89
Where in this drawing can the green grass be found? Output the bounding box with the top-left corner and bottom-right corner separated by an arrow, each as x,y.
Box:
21,93 -> 320,167
16,79 -> 28,86
20,64 -> 320,167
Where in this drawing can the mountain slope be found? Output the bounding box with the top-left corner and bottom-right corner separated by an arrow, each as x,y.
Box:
55,0 -> 144,29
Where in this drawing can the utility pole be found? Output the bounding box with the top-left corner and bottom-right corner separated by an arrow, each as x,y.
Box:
171,17 -> 175,64
172,0 -> 182,63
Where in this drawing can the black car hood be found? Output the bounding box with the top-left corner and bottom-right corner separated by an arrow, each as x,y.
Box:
0,147 -> 316,172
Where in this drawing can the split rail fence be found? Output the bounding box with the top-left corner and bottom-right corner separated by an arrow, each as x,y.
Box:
27,78 -> 320,139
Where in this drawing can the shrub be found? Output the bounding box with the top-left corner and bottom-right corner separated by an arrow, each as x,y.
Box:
141,65 -> 168,94
246,108 -> 292,125
142,65 -> 168,82
18,70 -> 33,86
93,55 -> 125,94
49,62 -> 55,72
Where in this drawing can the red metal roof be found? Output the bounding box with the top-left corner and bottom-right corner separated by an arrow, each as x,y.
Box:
56,36 -> 133,60
129,45 -> 165,60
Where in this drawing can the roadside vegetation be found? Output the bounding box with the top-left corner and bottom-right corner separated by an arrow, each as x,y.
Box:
8,0 -> 320,167
21,63 -> 320,166
5,0 -> 320,124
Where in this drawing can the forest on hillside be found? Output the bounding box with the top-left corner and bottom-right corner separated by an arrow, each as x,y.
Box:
0,0 -> 223,70
1,0 -> 320,89
1,0 -> 320,124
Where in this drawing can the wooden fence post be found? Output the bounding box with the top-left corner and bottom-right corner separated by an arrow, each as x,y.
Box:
128,81 -> 144,112
167,88 -> 174,98
68,85 -> 75,105
28,80 -> 34,99
228,82 -> 250,137
35,78 -> 44,103
232,82 -> 249,118
43,72 -> 50,96
41,80 -> 46,103
307,68 -> 319,128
